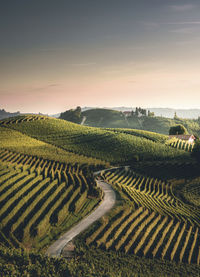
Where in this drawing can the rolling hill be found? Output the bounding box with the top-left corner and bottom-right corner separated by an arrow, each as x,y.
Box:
0,114 -> 189,164
81,108 -> 200,136
0,114 -> 200,276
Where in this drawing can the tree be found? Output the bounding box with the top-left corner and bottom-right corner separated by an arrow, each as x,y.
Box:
148,110 -> 155,117
169,124 -> 188,135
174,112 -> 179,119
192,139 -> 200,162
59,106 -> 83,124
135,107 -> 139,117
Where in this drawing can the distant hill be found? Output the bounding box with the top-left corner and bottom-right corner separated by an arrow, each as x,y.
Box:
82,107 -> 200,119
0,114 -> 187,164
82,108 -> 127,128
82,108 -> 200,136
50,113 -> 61,118
0,109 -> 20,120
148,108 -> 200,119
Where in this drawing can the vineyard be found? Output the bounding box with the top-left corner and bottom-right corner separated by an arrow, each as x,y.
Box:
0,114 -> 200,275
0,159 -> 99,250
0,148 -> 103,175
101,168 -> 200,225
0,125 -> 108,167
0,245 -> 71,276
1,115 -> 190,164
86,206 -> 200,264
106,127 -> 168,143
167,138 -> 194,152
82,168 -> 200,265
0,114 -> 48,125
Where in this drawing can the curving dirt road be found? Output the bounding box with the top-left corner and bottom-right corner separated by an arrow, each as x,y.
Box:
46,179 -> 116,257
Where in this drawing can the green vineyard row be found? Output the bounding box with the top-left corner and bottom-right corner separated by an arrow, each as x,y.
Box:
0,115 -> 48,125
168,138 -> 194,152
101,168 -> 200,226
86,206 -> 200,264
0,148 -> 104,177
0,160 -> 96,249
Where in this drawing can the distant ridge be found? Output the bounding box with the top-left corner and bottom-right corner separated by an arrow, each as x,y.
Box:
0,109 -> 20,120
82,107 -> 200,119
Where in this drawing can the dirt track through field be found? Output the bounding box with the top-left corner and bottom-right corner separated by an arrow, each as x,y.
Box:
46,180 -> 116,257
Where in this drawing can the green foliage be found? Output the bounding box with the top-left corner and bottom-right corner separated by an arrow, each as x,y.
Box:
191,139 -> 200,162
1,244 -> 199,277
131,159 -> 200,180
82,108 -> 125,127
75,229 -> 200,277
169,124 -> 188,135
0,246 -> 71,277
60,106 -> 83,124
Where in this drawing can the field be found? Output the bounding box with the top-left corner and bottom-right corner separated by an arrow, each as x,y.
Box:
0,114 -> 200,276
0,160 -> 99,251
0,124 -> 108,167
0,115 -> 190,164
81,168 -> 200,265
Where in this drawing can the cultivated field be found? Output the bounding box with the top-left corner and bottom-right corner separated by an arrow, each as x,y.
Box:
0,114 -> 200,276
83,168 -> 200,265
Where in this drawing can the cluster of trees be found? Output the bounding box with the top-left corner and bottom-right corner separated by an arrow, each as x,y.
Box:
127,108 -> 155,118
59,106 -> 83,124
192,139 -> 200,162
169,124 -> 188,135
135,107 -> 147,116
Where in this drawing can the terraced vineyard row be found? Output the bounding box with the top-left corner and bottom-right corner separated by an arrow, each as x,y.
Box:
0,162 -> 96,249
168,138 -> 194,152
0,125 -> 109,167
101,169 -> 200,226
0,149 -> 103,177
0,115 -> 48,125
86,206 -> 200,264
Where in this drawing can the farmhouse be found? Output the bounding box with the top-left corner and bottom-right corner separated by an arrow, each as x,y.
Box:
123,111 -> 132,117
169,134 -> 196,144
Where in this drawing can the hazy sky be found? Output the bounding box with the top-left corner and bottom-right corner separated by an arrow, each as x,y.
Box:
1,0 -> 200,114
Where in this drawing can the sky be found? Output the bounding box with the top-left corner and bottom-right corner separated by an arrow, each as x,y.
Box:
1,0 -> 200,114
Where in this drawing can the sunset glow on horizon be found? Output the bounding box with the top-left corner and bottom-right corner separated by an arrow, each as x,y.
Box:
1,0 -> 200,114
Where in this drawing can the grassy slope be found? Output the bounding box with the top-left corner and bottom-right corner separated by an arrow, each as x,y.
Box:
82,108 -> 200,135
83,108 -> 131,128
0,125 -> 107,166
1,115 -> 189,164
106,128 -> 168,143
